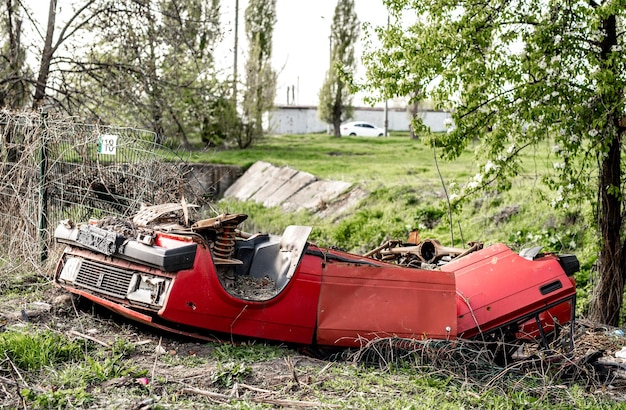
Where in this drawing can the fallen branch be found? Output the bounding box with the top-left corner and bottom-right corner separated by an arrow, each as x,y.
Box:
0,375 -> 18,388
285,356 -> 300,385
69,330 -> 110,347
234,382 -> 273,394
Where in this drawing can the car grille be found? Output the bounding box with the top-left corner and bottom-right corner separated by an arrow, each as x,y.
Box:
74,259 -> 134,299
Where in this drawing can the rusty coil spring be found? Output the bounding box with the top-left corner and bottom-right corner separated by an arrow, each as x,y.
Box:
213,223 -> 237,259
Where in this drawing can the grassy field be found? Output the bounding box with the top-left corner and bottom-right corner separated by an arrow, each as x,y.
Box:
194,132 -> 479,184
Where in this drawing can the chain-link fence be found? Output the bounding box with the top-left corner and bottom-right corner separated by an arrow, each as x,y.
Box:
0,110 -> 215,272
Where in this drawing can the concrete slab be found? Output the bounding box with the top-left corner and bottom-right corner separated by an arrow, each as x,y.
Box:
262,170 -> 316,208
317,186 -> 369,219
223,161 -> 273,201
282,180 -> 353,212
223,161 -> 364,216
250,166 -> 299,204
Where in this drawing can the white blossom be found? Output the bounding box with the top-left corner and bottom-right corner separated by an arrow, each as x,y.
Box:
555,186 -> 564,202
484,161 -> 498,173
588,129 -> 598,137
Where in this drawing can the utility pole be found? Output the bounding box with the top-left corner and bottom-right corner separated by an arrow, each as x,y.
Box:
383,13 -> 389,137
233,0 -> 239,102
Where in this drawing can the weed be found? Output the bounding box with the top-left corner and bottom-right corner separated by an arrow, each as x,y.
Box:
415,205 -> 446,229
211,341 -> 290,362
108,337 -> 137,358
211,361 -> 252,388
161,352 -> 208,367
47,352 -> 145,389
21,387 -> 93,409
0,327 -> 85,371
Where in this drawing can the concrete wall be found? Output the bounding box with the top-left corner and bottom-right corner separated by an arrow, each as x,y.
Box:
185,163 -> 241,199
269,105 -> 451,135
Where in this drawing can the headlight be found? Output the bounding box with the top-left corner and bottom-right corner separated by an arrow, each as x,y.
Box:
127,273 -> 171,307
59,257 -> 82,283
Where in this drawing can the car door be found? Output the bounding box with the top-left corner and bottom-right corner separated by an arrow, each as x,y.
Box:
361,123 -> 376,136
316,259 -> 457,347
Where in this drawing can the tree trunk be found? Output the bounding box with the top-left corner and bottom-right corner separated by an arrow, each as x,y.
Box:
332,84 -> 342,138
587,14 -> 626,326
333,118 -> 341,137
32,0 -> 56,108
589,130 -> 625,326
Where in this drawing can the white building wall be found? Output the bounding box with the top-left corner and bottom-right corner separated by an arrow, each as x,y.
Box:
269,106 -> 451,135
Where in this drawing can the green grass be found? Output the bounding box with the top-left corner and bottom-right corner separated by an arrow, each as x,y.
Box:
0,326 -> 146,409
0,327 -> 86,371
192,133 -> 481,184
5,332 -> 620,409
197,132 -> 595,265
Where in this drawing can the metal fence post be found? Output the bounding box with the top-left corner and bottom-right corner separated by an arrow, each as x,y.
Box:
39,110 -> 49,262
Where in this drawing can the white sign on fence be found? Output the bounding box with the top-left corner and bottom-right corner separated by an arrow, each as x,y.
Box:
98,134 -> 119,155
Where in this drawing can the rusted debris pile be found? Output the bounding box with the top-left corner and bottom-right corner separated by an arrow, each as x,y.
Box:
365,233 -> 483,268
230,275 -> 277,301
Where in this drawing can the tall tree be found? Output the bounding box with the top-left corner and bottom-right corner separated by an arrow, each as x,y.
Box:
241,0 -> 277,149
0,0 -> 31,108
61,0 -> 225,147
318,0 -> 359,137
364,1 -> 626,324
30,0 -> 106,109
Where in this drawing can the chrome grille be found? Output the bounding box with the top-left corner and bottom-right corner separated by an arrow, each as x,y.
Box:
74,258 -> 134,299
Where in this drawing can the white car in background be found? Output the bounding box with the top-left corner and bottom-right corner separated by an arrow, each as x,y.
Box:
340,121 -> 385,137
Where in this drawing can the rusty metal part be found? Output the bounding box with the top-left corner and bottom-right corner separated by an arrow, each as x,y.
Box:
366,238 -> 483,267
451,241 -> 484,260
416,239 -> 484,264
213,224 -> 238,259
192,214 -> 248,261
363,240 -> 403,258
191,213 -> 247,231
407,229 -> 420,245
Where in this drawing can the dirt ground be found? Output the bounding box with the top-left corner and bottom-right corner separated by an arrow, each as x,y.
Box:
3,283 -> 626,409
1,285 -> 344,409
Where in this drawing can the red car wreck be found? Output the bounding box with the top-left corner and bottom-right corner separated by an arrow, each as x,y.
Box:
53,203 -> 579,353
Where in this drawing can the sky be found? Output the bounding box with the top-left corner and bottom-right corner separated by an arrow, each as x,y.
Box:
219,0 -> 390,107
27,0 -> 391,107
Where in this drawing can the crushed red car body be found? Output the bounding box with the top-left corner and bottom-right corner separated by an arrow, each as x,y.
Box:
53,204 -> 579,351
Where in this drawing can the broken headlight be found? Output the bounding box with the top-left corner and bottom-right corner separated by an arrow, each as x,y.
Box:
126,273 -> 171,307
58,257 -> 83,283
